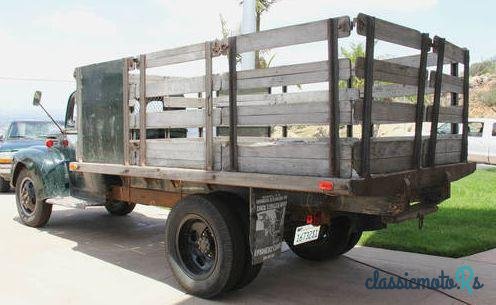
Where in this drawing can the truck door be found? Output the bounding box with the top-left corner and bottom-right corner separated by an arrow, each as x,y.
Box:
467,121 -> 489,163
488,122 -> 496,164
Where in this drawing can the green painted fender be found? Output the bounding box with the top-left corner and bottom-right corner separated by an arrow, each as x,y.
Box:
12,145 -> 73,199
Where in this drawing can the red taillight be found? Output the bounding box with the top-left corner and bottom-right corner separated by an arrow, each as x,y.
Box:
62,140 -> 69,147
45,139 -> 55,148
306,212 -> 322,225
319,180 -> 334,191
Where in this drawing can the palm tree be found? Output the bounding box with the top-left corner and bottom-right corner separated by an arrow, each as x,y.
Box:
341,43 -> 365,88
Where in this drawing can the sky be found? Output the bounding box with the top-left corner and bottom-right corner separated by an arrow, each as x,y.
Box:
0,0 -> 494,121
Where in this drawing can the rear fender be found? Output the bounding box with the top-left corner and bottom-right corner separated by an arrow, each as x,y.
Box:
12,146 -> 70,199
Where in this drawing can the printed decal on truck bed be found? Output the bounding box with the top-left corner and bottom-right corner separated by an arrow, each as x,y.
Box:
249,188 -> 288,265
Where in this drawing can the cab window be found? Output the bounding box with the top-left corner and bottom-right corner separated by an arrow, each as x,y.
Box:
492,123 -> 496,136
468,122 -> 484,137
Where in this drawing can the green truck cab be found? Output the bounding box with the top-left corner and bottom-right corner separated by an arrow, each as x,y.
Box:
11,92 -> 134,227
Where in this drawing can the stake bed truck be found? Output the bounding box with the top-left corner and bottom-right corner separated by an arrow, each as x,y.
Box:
12,13 -> 475,298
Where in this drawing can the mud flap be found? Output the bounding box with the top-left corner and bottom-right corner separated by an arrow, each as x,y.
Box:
249,188 -> 288,265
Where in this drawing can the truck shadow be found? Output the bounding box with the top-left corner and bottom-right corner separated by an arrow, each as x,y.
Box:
32,205 -> 442,305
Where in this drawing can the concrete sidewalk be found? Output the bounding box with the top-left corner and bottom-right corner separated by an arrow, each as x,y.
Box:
0,193 -> 494,305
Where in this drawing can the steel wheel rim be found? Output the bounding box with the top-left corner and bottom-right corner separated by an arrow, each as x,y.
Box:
19,177 -> 36,215
176,215 -> 217,279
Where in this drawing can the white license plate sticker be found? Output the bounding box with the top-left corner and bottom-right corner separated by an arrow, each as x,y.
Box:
293,224 -> 321,246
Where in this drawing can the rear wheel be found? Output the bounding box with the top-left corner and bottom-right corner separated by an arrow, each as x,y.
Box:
165,194 -> 247,298
0,177 -> 10,192
209,192 -> 263,290
287,217 -> 359,261
15,169 -> 52,227
105,201 -> 136,216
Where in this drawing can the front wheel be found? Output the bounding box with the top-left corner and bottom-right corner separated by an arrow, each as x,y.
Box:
15,168 -> 52,227
287,218 -> 361,261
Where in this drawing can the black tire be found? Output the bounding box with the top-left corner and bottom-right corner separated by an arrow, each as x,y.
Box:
105,201 -> 136,216
343,230 -> 363,253
209,192 -> 262,290
0,177 -> 10,192
287,217 -> 352,261
165,194 -> 246,298
15,168 -> 52,227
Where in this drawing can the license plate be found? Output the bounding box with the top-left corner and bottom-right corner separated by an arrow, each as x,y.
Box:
293,224 -> 321,246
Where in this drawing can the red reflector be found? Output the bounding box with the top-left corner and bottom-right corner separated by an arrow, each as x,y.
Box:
62,140 -> 69,147
45,139 -> 55,148
319,181 -> 334,191
306,213 -> 322,225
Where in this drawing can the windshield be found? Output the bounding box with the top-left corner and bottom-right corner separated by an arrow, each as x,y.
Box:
7,121 -> 59,140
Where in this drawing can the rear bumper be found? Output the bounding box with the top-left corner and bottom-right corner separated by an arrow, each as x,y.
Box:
350,162 -> 476,198
344,162 -> 476,219
0,163 -> 11,181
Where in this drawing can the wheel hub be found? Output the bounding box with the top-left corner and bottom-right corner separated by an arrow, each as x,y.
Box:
197,232 -> 212,255
177,217 -> 217,277
20,178 -> 36,214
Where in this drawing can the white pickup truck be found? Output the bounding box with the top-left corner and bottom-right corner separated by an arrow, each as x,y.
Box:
440,118 -> 496,164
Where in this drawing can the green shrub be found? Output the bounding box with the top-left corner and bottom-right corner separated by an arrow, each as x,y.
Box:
478,89 -> 496,106
471,58 -> 496,76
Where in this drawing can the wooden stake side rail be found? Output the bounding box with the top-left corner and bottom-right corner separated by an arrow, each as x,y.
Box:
106,13 -> 471,185
355,13 -> 469,178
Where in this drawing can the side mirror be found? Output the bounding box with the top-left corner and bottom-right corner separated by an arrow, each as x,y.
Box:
33,91 -> 42,106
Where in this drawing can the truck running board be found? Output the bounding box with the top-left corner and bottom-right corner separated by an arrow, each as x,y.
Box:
45,197 -> 105,209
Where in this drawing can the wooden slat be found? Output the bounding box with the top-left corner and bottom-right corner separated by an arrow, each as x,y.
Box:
356,13 -> 422,49
228,36 -> 239,172
428,37 -> 446,167
147,139 -> 222,170
226,59 -> 351,90
215,89 -> 359,107
144,75 -> 222,97
360,15 -> 376,178
356,58 -> 419,87
131,109 -> 222,129
462,50 -> 470,162
352,101 -> 463,124
353,101 -> 417,123
413,34 -> 430,170
139,55 -> 147,166
428,71 -> 464,94
72,162 -> 352,195
163,97 -> 204,108
328,18 -> 341,177
385,53 -> 448,68
236,16 -> 351,53
426,106 -> 463,123
220,101 -> 353,126
442,39 -> 466,64
238,59 -> 351,80
364,84 -> 434,99
204,41 -> 214,170
145,42 -> 206,68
